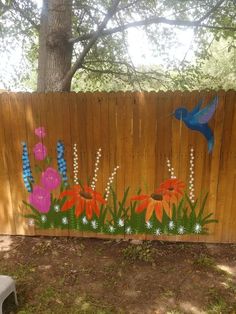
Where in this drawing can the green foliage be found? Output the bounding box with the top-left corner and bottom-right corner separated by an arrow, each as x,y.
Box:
0,0 -> 235,91
122,242 -> 156,262
194,255 -> 216,267
206,289 -> 229,314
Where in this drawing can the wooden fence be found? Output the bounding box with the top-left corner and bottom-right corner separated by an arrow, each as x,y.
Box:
0,91 -> 235,243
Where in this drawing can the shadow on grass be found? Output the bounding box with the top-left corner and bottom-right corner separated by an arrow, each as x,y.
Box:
1,236 -> 236,314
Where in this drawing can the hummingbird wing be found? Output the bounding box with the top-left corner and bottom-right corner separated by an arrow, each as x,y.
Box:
192,96 -> 218,124
190,99 -> 203,115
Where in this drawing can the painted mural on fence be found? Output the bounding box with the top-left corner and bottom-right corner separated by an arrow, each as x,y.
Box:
22,126 -> 217,236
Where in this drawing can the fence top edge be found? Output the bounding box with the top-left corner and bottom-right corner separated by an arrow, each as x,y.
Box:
0,89 -> 235,97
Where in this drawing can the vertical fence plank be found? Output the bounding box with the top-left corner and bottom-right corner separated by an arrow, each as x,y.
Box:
156,92 -> 173,184
38,93 -> 71,237
108,93 -> 118,191
0,94 -> 16,234
85,93 -> 95,188
115,92 -> 126,200
72,93 -> 88,185
21,92 -> 42,235
100,92 -> 110,194
1,93 -> 31,235
219,91 -> 236,242
68,92 -> 85,238
131,92 -> 142,192
206,91 -> 225,241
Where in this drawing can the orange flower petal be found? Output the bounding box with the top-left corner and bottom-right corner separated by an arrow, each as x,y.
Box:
155,203 -> 163,222
84,185 -> 92,192
162,199 -> 171,217
60,190 -> 76,198
86,202 -> 93,220
170,194 -> 178,203
78,197 -> 84,210
75,201 -> 83,217
136,200 -> 149,213
175,188 -> 184,195
61,198 -> 75,211
131,194 -> 149,201
162,193 -> 171,201
59,185 -> 82,198
145,201 -> 155,222
94,192 -> 106,204
164,194 -> 178,204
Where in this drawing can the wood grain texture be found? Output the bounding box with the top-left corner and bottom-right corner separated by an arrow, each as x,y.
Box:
0,91 -> 235,243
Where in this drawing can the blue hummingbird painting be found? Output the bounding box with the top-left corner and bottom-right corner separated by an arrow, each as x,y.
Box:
174,96 -> 219,152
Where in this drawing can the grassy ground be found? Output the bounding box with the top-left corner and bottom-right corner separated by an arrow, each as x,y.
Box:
0,236 -> 236,314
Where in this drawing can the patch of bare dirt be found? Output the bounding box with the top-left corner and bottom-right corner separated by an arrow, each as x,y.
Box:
0,236 -> 236,314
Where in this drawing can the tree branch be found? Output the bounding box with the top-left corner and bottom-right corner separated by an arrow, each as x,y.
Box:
62,0 -> 121,90
82,64 -> 164,80
11,0 -> 39,31
198,0 -> 225,23
81,65 -> 168,89
81,65 -> 130,76
117,0 -> 141,13
86,58 -> 139,70
85,59 -> 133,70
0,1 -> 10,15
70,14 -> 235,44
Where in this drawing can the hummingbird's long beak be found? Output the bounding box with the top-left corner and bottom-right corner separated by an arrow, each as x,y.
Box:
163,113 -> 174,119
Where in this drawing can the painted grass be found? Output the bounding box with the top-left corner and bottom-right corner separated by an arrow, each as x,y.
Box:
24,186 -> 217,236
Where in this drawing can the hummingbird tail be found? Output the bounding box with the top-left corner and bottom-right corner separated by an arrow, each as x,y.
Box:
196,123 -> 214,153
208,136 -> 214,153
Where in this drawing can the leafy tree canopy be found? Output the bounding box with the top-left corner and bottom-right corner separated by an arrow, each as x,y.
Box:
0,0 -> 235,91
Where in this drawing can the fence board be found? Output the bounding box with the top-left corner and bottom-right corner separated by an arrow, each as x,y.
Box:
1,93 -> 29,235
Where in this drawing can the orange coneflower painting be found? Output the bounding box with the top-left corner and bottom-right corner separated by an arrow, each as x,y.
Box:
131,192 -> 170,222
60,185 -> 106,220
157,178 -> 185,204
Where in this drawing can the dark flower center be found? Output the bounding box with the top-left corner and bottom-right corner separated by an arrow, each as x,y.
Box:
168,187 -> 174,191
151,193 -> 163,201
80,190 -> 93,200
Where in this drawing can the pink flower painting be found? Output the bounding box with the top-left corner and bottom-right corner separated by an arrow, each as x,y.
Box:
35,127 -> 46,138
33,143 -> 47,160
29,185 -> 51,213
41,167 -> 61,191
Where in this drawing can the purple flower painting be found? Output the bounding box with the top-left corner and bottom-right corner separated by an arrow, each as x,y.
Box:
33,143 -> 47,160
29,185 -> 51,213
35,127 -> 46,138
41,167 -> 61,191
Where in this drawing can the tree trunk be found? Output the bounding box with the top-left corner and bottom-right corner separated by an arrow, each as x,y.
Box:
37,0 -> 73,92
37,0 -> 48,92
